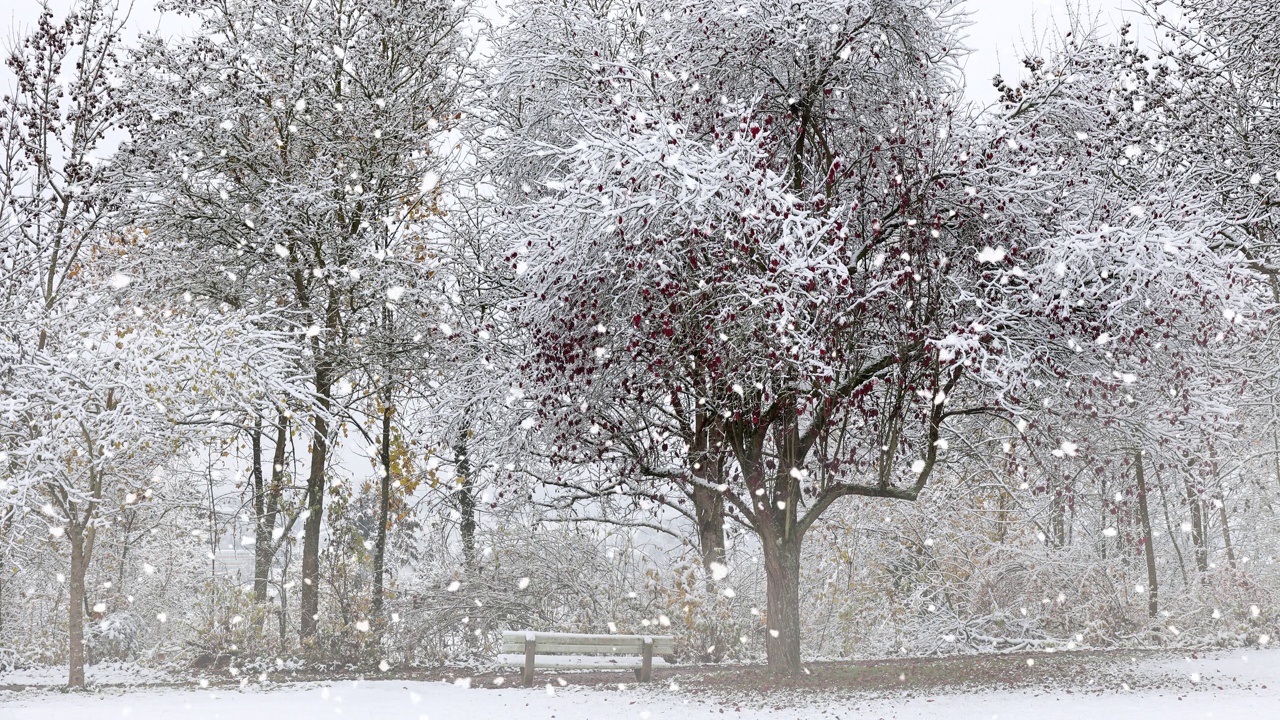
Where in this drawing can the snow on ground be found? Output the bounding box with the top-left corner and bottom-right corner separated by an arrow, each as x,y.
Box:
0,650 -> 1275,720
0,662 -> 177,687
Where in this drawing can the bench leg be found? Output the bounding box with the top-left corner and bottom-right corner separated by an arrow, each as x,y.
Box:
523,639 -> 536,688
640,638 -> 653,683
633,668 -> 642,682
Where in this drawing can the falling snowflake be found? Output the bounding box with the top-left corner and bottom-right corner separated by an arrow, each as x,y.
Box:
977,246 -> 1006,263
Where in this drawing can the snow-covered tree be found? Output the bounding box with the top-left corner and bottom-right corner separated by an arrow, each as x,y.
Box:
493,0 -> 1026,674
0,0 -> 293,684
970,24 -> 1268,621
118,0 -> 474,641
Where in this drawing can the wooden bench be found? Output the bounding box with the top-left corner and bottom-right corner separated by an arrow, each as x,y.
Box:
497,630 -> 674,687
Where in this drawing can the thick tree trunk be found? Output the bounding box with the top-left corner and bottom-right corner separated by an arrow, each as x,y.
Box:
1133,451 -> 1158,619
300,369 -> 332,640
692,484 -> 725,570
762,537 -> 803,675
67,529 -> 88,688
761,413 -> 804,677
454,430 -> 476,568
372,397 -> 393,616
690,414 -> 726,573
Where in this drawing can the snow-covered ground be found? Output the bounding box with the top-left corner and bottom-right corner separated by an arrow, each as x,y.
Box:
0,662 -> 178,688
1,650 -> 1275,719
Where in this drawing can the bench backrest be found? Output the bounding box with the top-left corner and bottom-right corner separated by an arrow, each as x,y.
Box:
501,631 -> 674,656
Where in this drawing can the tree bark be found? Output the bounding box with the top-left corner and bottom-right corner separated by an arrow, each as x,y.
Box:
1133,451 -> 1159,619
372,396 -> 394,616
1049,448 -> 1068,548
762,536 -> 803,675
1184,472 -> 1209,573
67,528 -> 88,688
300,368 -> 332,640
1217,500 -> 1236,570
251,418 -> 266,600
1050,486 -> 1068,548
759,411 -> 804,676
1208,448 -> 1234,570
692,484 -> 725,570
65,402 -> 105,687
254,414 -> 288,604
1154,464 -> 1190,588
691,414 -> 726,573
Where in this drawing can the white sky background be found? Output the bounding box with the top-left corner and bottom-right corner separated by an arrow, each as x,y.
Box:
959,0 -> 1138,103
2,0 -> 1139,105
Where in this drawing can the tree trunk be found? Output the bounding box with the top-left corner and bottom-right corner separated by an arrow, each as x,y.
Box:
692,484 -> 725,571
995,450 -> 1016,543
1098,475 -> 1109,561
1217,500 -> 1236,570
762,536 -> 802,675
254,415 -> 288,604
1184,473 -> 1209,573
760,413 -> 804,676
372,396 -> 393,616
454,430 -> 476,568
1154,465 -> 1190,588
1049,454 -> 1067,547
251,418 -> 267,600
1133,451 -> 1158,619
300,368 -> 332,640
67,528 -> 88,688
994,486 -> 1009,543
691,414 -> 726,573
1050,487 -> 1067,548
277,544 -> 291,644
1208,448 -> 1234,570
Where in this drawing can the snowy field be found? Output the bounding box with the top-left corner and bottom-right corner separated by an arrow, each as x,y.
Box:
1,650 -> 1275,720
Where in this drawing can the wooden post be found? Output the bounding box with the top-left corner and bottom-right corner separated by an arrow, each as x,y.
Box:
640,636 -> 653,683
522,631 -> 536,687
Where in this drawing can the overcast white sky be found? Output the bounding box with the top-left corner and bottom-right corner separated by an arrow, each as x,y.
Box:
960,0 -> 1138,101
1,0 -> 1135,104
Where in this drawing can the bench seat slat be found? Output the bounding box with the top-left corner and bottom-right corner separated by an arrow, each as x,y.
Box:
500,640 -> 675,655
500,632 -> 674,655
500,631 -> 674,644
494,640 -> 670,653
496,654 -> 670,671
